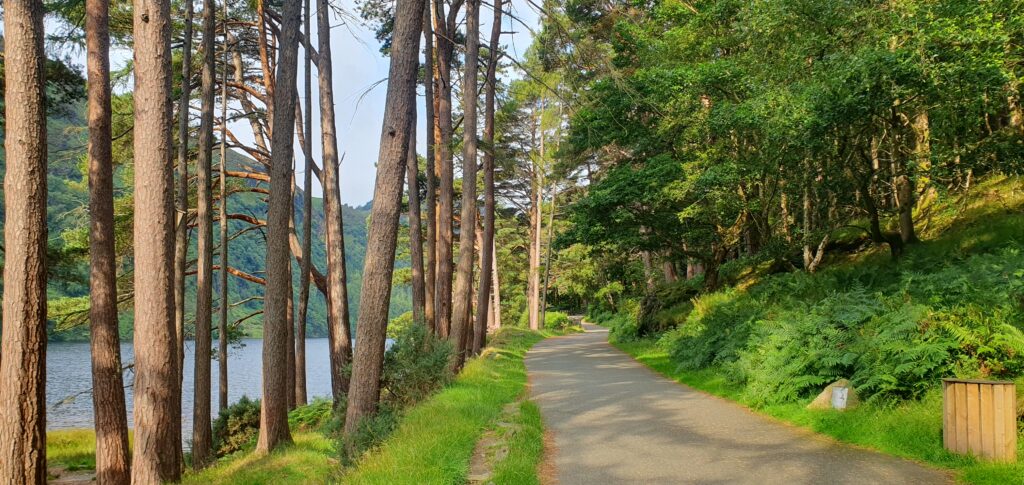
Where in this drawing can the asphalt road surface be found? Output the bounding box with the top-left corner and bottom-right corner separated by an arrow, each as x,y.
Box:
525,324 -> 952,484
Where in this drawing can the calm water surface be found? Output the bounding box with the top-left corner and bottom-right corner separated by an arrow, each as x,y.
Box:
47,338 -> 335,441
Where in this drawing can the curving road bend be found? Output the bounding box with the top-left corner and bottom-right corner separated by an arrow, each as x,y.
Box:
526,324 -> 952,484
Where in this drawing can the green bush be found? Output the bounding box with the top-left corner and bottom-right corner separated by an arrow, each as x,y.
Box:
212,395 -> 261,457
381,323 -> 453,409
340,404 -> 400,465
543,311 -> 573,330
288,398 -> 336,433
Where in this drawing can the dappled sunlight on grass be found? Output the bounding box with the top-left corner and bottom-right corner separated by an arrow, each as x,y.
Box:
342,328 -> 545,484
182,432 -> 338,485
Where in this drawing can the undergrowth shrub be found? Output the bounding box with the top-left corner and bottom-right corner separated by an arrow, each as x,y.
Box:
212,396 -> 261,457
288,398 -> 336,432
381,323 -> 453,408
543,311 -> 573,330
340,404 -> 400,465
641,238 -> 1024,408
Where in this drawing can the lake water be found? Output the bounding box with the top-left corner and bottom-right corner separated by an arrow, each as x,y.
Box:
46,338 -> 337,442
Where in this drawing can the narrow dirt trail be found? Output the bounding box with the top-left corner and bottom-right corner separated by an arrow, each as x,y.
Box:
525,324 -> 953,484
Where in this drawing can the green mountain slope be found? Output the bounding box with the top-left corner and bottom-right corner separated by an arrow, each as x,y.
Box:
0,99 -> 411,340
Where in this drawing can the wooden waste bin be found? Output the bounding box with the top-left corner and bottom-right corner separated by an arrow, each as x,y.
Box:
942,378 -> 1017,462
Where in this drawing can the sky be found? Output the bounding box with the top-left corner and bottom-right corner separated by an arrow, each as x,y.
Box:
54,0 -> 542,205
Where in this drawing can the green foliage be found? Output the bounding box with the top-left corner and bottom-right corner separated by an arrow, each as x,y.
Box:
542,311 -> 573,331
288,399 -> 336,433
212,396 -> 261,458
380,323 -> 453,409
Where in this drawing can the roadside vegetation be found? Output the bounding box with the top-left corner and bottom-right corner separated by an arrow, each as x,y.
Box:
590,178 -> 1024,485
47,324 -> 572,484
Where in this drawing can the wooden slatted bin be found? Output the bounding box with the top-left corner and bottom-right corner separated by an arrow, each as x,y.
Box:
942,379 -> 1017,462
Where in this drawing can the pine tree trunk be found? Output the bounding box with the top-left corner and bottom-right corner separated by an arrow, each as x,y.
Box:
407,116 -> 427,325
191,0 -> 218,467
528,174 -> 543,330
130,0 -> 182,479
318,0 -> 354,404
257,0 -> 301,453
174,0 -> 194,414
433,0 -> 456,338
422,0 -> 437,332
491,239 -> 502,330
450,0 -> 481,367
344,0 -> 423,439
540,190 -> 556,325
218,10 -> 232,414
0,1 -> 48,483
473,0 -> 501,355
86,1 -> 131,482
294,0 -> 314,408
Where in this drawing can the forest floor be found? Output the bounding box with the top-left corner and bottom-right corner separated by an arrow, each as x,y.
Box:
526,324 -> 953,484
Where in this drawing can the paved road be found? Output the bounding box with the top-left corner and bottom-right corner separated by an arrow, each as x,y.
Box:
525,324 -> 952,484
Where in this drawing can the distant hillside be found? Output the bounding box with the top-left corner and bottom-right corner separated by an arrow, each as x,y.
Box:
0,99 -> 411,341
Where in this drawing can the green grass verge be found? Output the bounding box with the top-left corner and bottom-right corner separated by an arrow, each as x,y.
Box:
614,337 -> 1024,485
490,400 -> 545,485
341,327 -> 549,484
182,432 -> 338,485
47,429 -> 100,471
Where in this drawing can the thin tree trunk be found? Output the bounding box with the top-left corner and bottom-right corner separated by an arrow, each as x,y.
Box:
344,0 -> 423,439
86,0 -> 131,481
257,0 -> 301,453
408,116 -> 427,325
433,0 -> 456,338
286,280 -> 296,410
540,189 -> 556,325
451,0 -> 481,367
473,0 -> 501,355
191,0 -> 218,467
174,0 -> 194,414
528,172 -> 543,330
422,0 -> 437,332
294,0 -> 314,408
130,0 -> 182,479
0,1 -> 47,483
317,0 -> 354,404
218,9 -> 231,414
490,239 -> 502,330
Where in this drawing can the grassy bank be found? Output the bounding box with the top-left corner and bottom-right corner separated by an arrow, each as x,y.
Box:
613,337 -> 1023,484
49,326 -> 561,484
341,328 -> 550,484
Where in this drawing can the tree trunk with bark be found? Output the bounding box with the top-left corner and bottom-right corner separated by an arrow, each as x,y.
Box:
527,174 -> 543,330
257,0 -> 301,453
191,0 -> 218,467
450,0 -> 481,367
130,0 -> 182,479
317,0 -> 354,405
0,1 -> 48,483
422,0 -> 437,332
86,1 -> 131,481
433,0 -> 457,338
490,239 -> 502,330
540,189 -> 556,324
294,0 -> 314,408
174,0 -> 194,410
407,117 -> 427,325
344,0 -> 423,440
218,9 -> 232,414
473,0 -> 501,354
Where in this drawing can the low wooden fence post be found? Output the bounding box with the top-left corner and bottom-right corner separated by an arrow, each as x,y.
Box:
942,378 -> 1017,462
